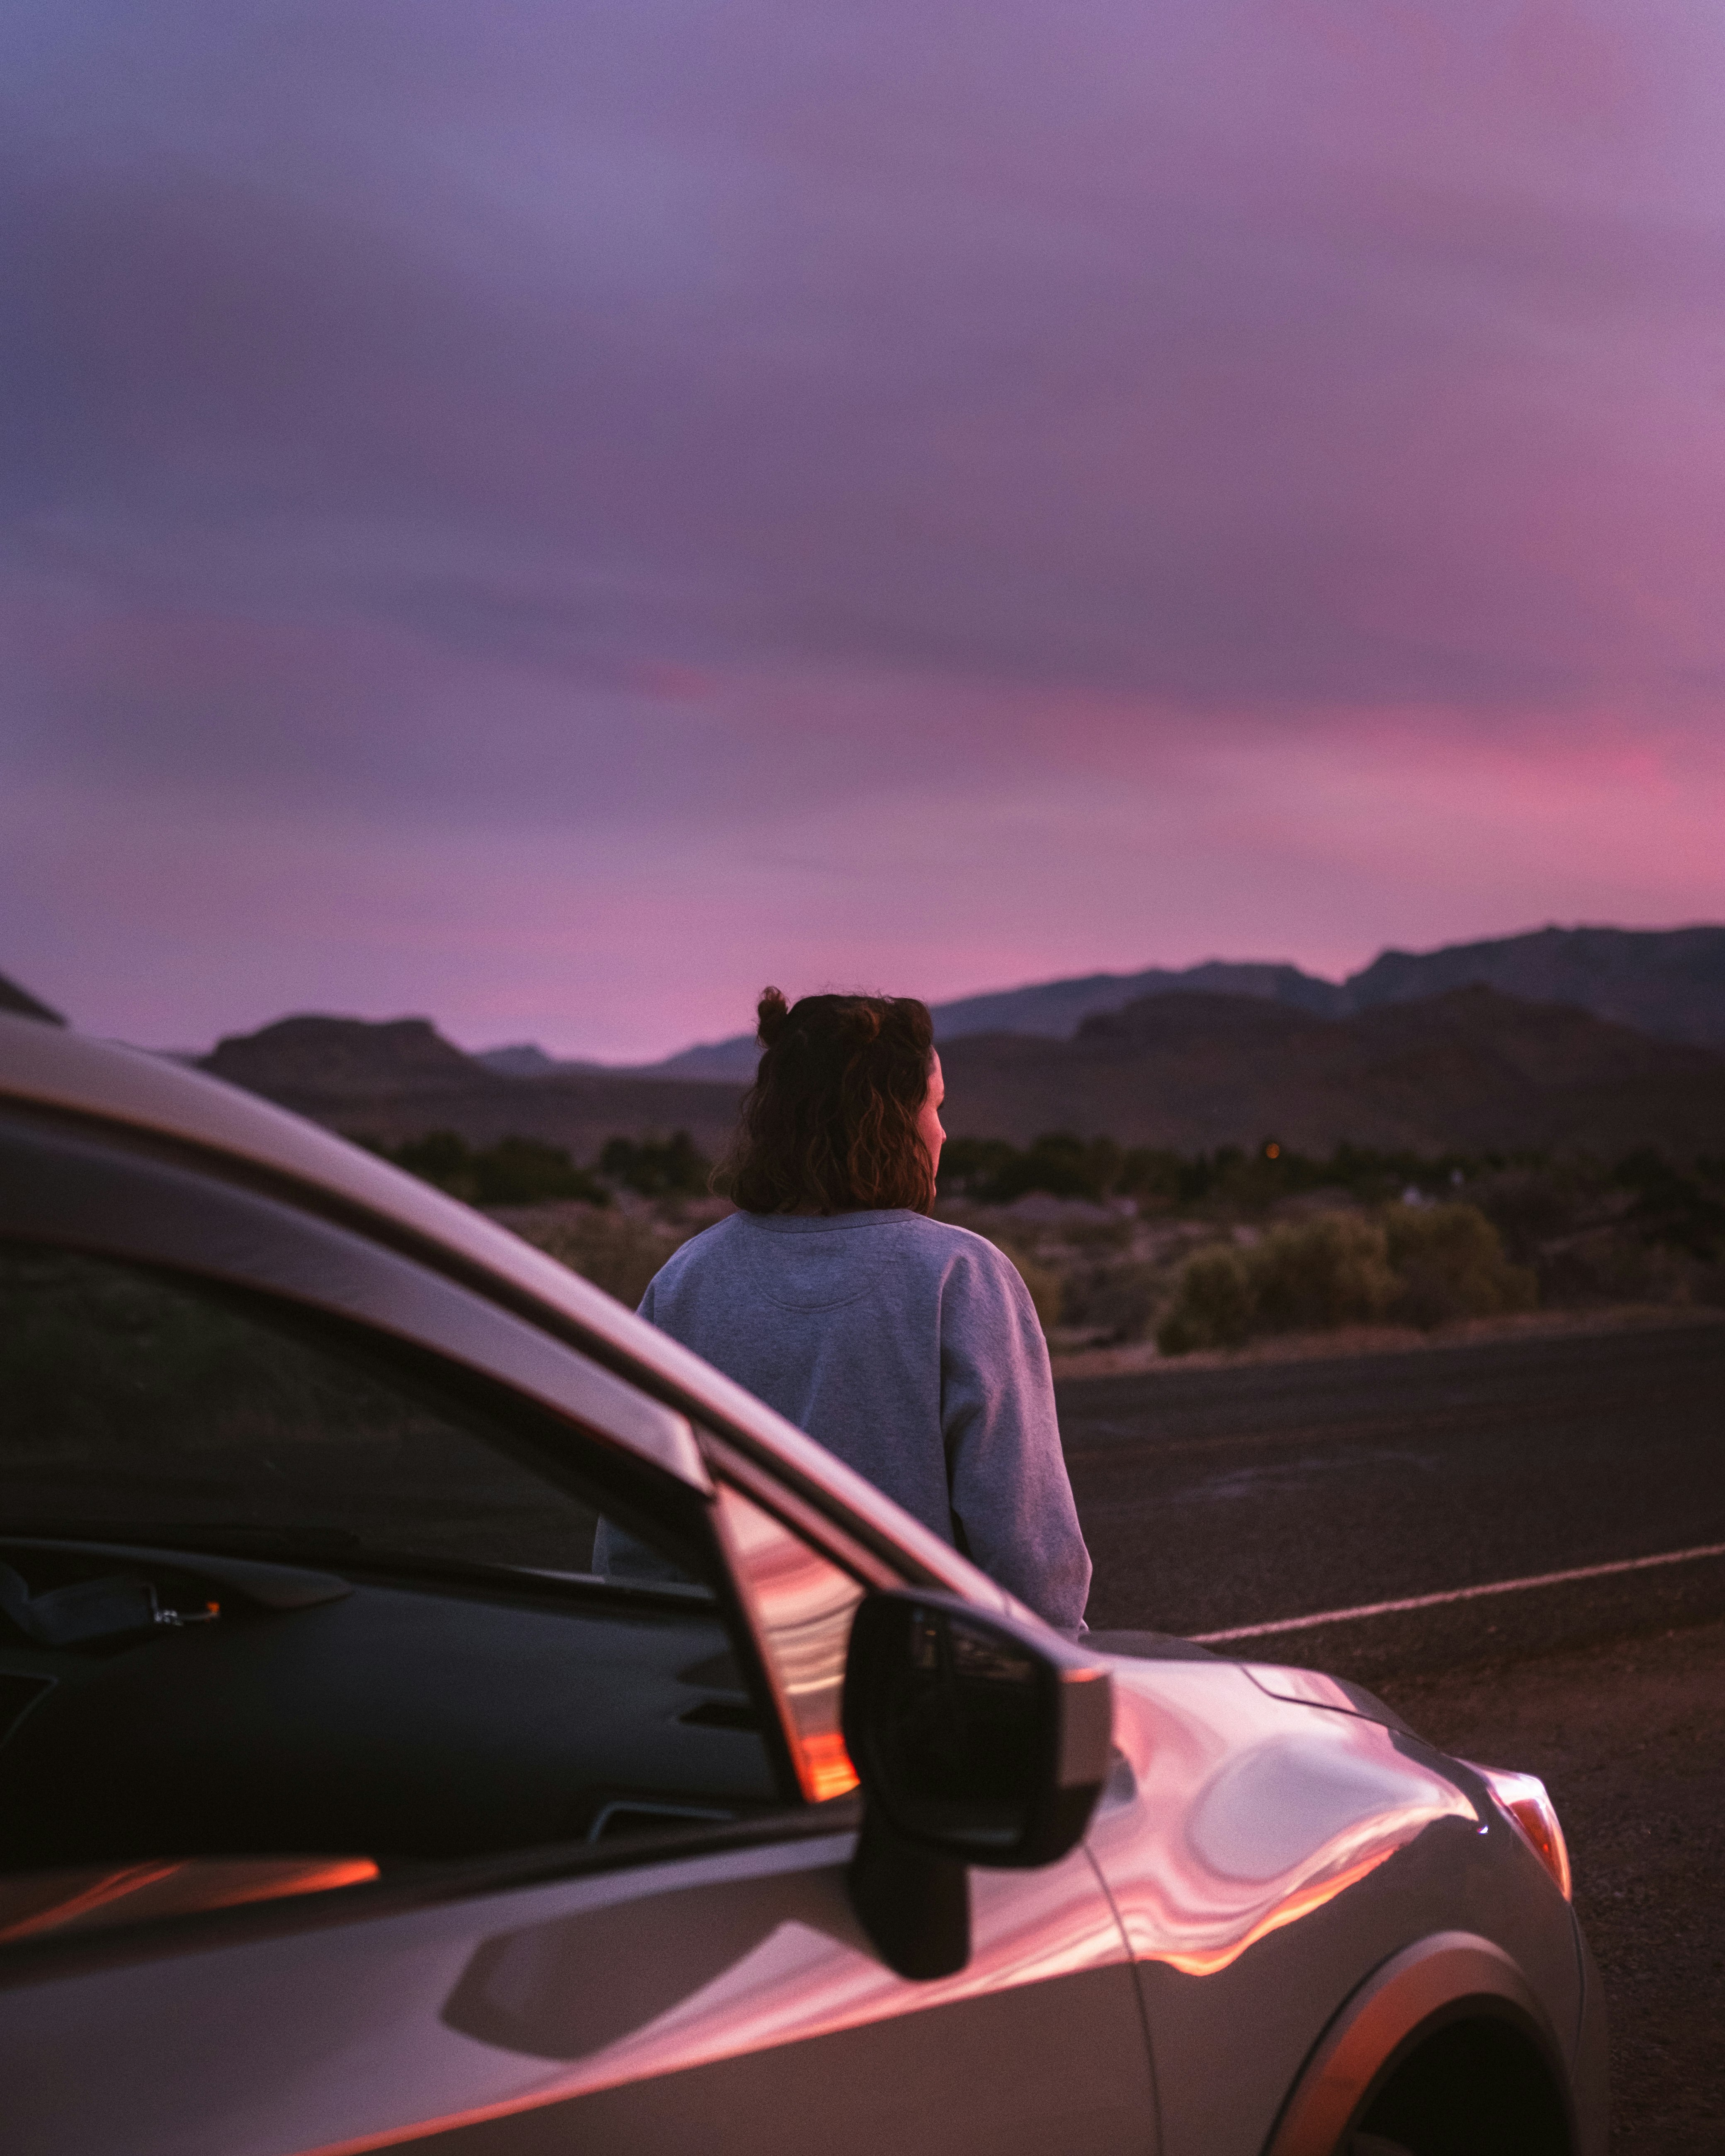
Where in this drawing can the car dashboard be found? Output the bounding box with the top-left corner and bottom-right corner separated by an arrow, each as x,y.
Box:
0,1537 -> 781,1936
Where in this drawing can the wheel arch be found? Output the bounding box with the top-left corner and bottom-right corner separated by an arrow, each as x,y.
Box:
1262,1930 -> 1575,2156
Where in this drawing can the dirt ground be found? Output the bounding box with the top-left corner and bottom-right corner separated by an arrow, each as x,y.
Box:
1377,1618 -> 1725,2155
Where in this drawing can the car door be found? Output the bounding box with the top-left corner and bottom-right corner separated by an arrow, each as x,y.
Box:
0,1110 -> 1157,2156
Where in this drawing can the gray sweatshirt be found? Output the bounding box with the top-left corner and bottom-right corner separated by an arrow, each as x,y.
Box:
638,1208 -> 1091,1632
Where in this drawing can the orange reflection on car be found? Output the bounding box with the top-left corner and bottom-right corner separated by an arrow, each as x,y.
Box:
800,1731 -> 861,1802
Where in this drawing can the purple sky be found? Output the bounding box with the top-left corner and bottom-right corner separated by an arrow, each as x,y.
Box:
5,1 -> 1723,1059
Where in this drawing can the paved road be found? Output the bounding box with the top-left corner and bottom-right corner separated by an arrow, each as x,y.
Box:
1066,1325 -> 1725,2150
1059,1319 -> 1725,1640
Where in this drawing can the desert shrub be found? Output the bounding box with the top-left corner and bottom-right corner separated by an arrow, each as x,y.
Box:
959,1132 -> 1125,1205
372,1131 -> 609,1207
1114,1148 -> 1184,1204
1612,1150 -> 1725,1261
1156,1201 -> 1536,1354
1057,1215 -> 1136,1252
1535,1229 -> 1690,1310
505,1208 -> 693,1309
1063,1260 -> 1162,1343
476,1137 -> 612,1207
1156,1246 -> 1255,1355
985,1134 -> 1104,1204
1250,1214 -> 1399,1334
1006,1249 -> 1068,1333
1472,1167 -> 1591,1260
598,1131 -> 712,1199
936,1137 -> 1021,1199
1383,1203 -> 1536,1329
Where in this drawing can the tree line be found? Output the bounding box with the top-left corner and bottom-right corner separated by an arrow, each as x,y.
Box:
364,1123 -> 1725,1271
365,1129 -> 713,1207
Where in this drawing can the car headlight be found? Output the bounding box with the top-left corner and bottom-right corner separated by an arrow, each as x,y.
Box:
1466,1762 -> 1572,1901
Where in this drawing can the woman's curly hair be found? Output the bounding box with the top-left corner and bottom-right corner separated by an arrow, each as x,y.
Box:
720,987 -> 938,1215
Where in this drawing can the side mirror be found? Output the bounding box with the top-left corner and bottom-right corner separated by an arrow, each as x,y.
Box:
840,1591 -> 1113,1980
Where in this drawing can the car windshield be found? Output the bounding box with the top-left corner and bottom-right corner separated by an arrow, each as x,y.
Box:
0,1243 -> 708,1593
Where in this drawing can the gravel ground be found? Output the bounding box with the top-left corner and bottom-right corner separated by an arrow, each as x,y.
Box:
1376,1619 -> 1725,2156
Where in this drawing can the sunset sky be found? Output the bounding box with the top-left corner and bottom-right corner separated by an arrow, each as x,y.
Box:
5,1 -> 1724,1059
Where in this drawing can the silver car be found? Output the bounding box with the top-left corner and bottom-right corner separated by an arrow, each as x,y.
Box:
0,1013 -> 1604,2155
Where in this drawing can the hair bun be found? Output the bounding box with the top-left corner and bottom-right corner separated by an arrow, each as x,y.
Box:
756,987 -> 790,1047
841,1003 -> 883,1048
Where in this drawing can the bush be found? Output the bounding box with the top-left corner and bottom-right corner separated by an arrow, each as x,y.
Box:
1156,1202 -> 1535,1355
1612,1150 -> 1725,1261
1156,1247 -> 1255,1355
936,1137 -> 1021,1199
371,1131 -> 609,1207
1064,1259 -> 1161,1343
1384,1203 -> 1536,1329
942,1132 -> 1125,1205
1472,1167 -> 1590,1261
1250,1214 -> 1399,1334
1534,1228 -> 1689,1310
475,1136 -> 611,1207
598,1131 -> 712,1199
1114,1148 -> 1184,1205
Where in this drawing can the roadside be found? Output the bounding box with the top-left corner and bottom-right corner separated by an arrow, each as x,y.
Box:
1048,1299 -> 1725,1381
352,1119 -> 1725,1373
1377,1619 -> 1725,2156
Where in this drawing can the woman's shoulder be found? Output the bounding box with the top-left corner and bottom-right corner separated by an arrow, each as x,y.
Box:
656,1211 -> 748,1270
660,1208 -> 1011,1276
897,1214 -> 1028,1288
644,1212 -> 748,1292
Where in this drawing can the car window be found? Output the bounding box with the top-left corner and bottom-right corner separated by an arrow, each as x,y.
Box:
0,1242 -> 787,1942
0,1242 -> 633,1577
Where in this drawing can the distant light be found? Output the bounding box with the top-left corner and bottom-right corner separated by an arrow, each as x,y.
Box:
1265,1143 -> 1280,1160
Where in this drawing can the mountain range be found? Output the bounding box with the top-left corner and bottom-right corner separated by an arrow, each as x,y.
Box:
5,924 -> 1724,1161
938,986 -> 1725,1157
198,1015 -> 746,1162
0,971 -> 64,1026
188,984 -> 1725,1164
591,925 -> 1725,1080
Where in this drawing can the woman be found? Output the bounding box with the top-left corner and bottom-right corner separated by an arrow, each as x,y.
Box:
636,987 -> 1091,1634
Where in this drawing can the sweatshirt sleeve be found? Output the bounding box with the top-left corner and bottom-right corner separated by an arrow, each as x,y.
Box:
938,1243 -> 1092,1634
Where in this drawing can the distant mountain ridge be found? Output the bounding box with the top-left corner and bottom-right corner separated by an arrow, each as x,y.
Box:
0,971 -> 64,1026
644,961 -> 1346,1080
939,984 -> 1725,1157
622,924 -> 1725,1080
1346,926 -> 1725,1045
475,1042 -> 606,1077
197,1013 -> 743,1161
191,981 -> 1725,1163
205,1015 -> 475,1098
